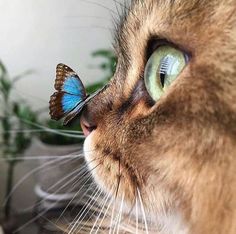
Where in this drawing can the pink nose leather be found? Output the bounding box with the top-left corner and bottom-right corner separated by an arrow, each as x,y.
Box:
80,115 -> 96,137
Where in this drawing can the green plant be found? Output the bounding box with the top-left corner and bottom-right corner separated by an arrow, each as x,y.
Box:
0,61 -> 37,219
86,49 -> 117,93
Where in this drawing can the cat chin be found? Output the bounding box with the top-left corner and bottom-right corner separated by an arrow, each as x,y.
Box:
83,133 -> 110,194
83,135 -> 189,233
83,132 -> 136,205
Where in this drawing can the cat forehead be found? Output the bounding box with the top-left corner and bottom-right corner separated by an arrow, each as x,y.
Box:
113,0 -> 235,87
115,0 -> 236,52
108,0 -> 236,107
125,0 -> 235,25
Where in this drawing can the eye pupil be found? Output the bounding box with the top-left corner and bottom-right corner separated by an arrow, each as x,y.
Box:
160,72 -> 165,88
159,55 -> 173,88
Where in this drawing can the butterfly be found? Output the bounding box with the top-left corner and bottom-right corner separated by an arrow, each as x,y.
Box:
49,63 -> 106,125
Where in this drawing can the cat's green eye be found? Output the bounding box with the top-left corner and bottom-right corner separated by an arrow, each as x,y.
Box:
144,45 -> 187,101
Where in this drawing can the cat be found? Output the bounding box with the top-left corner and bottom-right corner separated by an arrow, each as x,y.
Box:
67,0 -> 236,233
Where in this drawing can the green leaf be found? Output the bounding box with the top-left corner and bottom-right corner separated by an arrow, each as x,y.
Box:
92,49 -> 115,58
0,60 -> 7,78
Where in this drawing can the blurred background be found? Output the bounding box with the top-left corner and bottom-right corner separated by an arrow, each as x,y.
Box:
0,0 -> 122,233
0,0 -> 117,109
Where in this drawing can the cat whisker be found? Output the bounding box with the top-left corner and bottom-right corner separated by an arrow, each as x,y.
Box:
0,154 -> 79,161
60,181 -> 97,225
22,164 -> 88,213
79,0 -> 118,16
137,188 -> 149,234
3,155 -> 78,206
110,193 -> 122,234
112,0 -> 131,20
113,158 -> 124,233
14,163 -> 99,233
19,118 -> 85,139
13,184 -> 76,234
36,214 -> 66,233
0,128 -> 84,135
67,163 -> 103,232
115,159 -> 121,200
74,183 -> 102,227
72,187 -> 103,227
56,170 -> 97,223
109,197 -> 117,233
68,186 -> 103,234
136,195 -> 139,234
94,189 -> 115,234
108,159 -> 122,233
13,184 -> 86,234
89,188 -> 112,233
115,192 -> 125,234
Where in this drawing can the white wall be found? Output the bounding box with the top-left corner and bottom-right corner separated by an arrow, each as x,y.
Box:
0,0 -> 118,110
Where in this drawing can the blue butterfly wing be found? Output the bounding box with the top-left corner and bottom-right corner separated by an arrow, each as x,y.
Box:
62,85 -> 110,125
62,76 -> 85,96
55,63 -> 86,96
50,64 -> 109,125
61,92 -> 83,113
49,64 -> 86,123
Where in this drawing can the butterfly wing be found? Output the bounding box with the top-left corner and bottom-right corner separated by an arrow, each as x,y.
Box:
50,64 -> 109,125
49,64 -> 86,123
54,63 -> 86,95
62,84 -> 110,124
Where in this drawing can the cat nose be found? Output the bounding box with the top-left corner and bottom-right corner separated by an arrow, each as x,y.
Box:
80,111 -> 97,137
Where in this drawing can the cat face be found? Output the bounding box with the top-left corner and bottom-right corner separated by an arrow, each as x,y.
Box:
81,0 -> 236,233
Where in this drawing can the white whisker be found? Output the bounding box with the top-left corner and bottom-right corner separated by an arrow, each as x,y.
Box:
19,119 -> 85,139
89,189 -> 111,233
109,194 -> 117,233
0,154 -> 79,161
3,156 -> 76,206
68,188 -> 103,234
67,163 -> 104,232
76,184 -> 106,233
137,188 -> 149,234
56,172 -> 95,223
95,190 -> 114,234
116,192 -> 125,234
0,129 -> 84,135
79,0 -> 118,15
22,165 -> 87,213
136,194 -> 139,234
13,179 -> 88,234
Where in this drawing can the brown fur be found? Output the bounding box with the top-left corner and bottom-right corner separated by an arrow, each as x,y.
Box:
77,0 -> 236,233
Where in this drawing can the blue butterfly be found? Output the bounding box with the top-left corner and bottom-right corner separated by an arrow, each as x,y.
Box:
49,63 -> 105,125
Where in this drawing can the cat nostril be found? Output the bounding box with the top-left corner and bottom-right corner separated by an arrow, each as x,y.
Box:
80,115 -> 97,137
